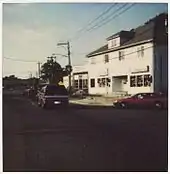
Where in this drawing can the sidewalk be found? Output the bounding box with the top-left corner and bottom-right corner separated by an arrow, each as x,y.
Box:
69,96 -> 127,106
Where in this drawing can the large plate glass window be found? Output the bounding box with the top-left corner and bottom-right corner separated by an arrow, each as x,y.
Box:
137,75 -> 143,87
74,80 -> 78,89
144,75 -> 152,86
130,76 -> 136,87
83,79 -> 88,88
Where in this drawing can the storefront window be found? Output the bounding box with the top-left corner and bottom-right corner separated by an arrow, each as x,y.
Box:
97,78 -> 111,87
144,75 -> 152,86
130,74 -> 152,87
137,75 -> 143,87
79,79 -> 83,89
102,78 -> 106,87
74,80 -> 78,89
83,79 -> 88,89
98,78 -> 102,87
107,78 -> 111,87
130,76 -> 136,87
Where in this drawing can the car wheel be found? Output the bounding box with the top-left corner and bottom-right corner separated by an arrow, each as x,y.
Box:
155,101 -> 163,109
112,103 -> 116,108
120,102 -> 127,108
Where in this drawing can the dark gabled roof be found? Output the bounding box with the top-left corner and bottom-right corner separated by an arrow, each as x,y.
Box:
122,22 -> 154,46
87,12 -> 167,58
87,22 -> 154,57
86,44 -> 108,57
106,30 -> 132,41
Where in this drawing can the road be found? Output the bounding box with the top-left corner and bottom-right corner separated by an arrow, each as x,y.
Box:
3,92 -> 168,172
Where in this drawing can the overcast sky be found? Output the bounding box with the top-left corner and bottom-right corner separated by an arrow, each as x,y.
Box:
3,2 -> 168,78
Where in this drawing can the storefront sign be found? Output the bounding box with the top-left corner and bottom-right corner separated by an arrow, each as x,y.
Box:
99,68 -> 109,76
131,66 -> 149,74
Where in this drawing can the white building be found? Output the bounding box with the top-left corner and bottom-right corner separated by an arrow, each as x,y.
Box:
63,64 -> 88,92
64,13 -> 168,96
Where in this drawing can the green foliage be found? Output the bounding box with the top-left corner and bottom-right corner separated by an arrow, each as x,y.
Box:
40,58 -> 63,84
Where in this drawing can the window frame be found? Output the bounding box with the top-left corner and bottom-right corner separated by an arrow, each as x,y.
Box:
130,76 -> 136,87
91,58 -> 96,64
104,54 -> 109,63
144,74 -> 152,87
90,78 -> 95,88
137,75 -> 143,87
74,80 -> 79,89
82,79 -> 88,89
119,51 -> 124,61
137,46 -> 144,57
141,46 -> 144,57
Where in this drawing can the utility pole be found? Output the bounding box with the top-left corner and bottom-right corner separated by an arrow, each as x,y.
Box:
29,72 -> 32,79
37,62 -> 41,78
67,41 -> 72,95
57,41 -> 72,95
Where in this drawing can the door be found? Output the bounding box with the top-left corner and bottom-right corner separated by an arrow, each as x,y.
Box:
128,94 -> 146,108
134,93 -> 153,108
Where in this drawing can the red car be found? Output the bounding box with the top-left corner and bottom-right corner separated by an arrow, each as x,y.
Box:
113,92 -> 168,109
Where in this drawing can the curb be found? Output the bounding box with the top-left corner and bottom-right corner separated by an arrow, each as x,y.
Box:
69,100 -> 113,106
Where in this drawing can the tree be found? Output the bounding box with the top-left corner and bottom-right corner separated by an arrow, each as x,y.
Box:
40,57 -> 63,84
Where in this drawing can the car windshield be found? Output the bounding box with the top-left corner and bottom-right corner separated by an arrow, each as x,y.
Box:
45,85 -> 68,95
131,94 -> 141,98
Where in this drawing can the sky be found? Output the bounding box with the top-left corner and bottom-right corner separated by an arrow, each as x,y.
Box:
2,2 -> 168,78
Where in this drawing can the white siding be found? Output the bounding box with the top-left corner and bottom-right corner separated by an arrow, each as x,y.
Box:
108,37 -> 120,49
72,65 -> 88,73
88,42 -> 154,95
64,41 -> 164,96
63,64 -> 88,88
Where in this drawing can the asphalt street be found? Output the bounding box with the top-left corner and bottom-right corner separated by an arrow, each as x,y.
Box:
3,92 -> 168,172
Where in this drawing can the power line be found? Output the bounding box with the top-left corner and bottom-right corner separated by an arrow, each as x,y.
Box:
3,57 -> 41,63
87,3 -> 129,31
73,20 -> 154,58
69,3 -> 118,41
72,52 -> 90,55
87,4 -> 135,32
71,3 -> 133,41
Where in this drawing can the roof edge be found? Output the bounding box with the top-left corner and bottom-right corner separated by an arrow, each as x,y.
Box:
87,39 -> 153,58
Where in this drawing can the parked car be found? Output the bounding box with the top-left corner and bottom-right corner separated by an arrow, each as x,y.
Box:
22,88 -> 31,97
72,89 -> 87,98
22,87 -> 35,97
113,92 -> 168,109
36,84 -> 69,109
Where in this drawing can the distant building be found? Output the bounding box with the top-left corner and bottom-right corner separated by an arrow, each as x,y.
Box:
64,13 -> 168,96
63,64 -> 88,93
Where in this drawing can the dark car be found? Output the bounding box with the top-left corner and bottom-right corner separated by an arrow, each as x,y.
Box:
22,87 -> 35,97
113,92 -> 168,109
72,89 -> 87,98
37,84 -> 69,109
22,88 -> 31,97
